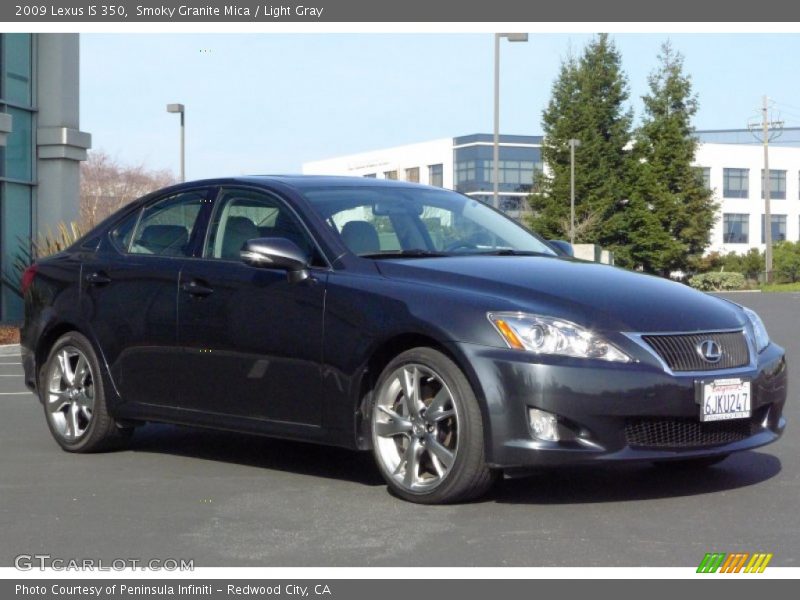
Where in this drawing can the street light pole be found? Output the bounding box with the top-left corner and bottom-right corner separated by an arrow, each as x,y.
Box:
493,33 -> 528,211
167,103 -> 185,182
569,138 -> 581,245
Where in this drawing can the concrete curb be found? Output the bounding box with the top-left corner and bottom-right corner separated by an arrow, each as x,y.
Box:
0,343 -> 21,356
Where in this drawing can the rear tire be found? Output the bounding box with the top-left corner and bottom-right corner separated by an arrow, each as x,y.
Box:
40,332 -> 132,453
652,454 -> 730,470
370,347 -> 498,504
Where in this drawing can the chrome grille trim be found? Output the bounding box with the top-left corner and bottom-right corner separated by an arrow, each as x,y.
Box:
641,331 -> 750,372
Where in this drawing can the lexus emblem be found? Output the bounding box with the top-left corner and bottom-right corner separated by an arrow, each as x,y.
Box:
697,339 -> 722,363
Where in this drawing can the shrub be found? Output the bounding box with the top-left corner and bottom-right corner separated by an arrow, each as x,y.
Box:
688,272 -> 746,291
773,241 -> 800,283
1,222 -> 83,299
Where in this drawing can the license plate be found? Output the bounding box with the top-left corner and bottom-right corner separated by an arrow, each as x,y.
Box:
700,378 -> 751,422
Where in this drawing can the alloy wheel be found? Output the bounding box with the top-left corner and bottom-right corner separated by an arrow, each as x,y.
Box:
45,346 -> 96,441
373,363 -> 460,493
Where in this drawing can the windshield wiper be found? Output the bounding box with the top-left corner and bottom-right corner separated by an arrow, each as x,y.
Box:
360,249 -> 450,259
468,249 -> 555,257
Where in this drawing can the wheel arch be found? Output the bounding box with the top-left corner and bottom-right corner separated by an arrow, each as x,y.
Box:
353,332 -> 489,451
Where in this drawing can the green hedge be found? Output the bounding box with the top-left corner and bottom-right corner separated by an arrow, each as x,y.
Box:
688,272 -> 746,291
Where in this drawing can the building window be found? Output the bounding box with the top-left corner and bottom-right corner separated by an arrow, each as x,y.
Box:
383,170 -> 397,180
723,213 -> 749,244
363,173 -> 376,178
455,160 -> 476,185
405,167 -> 419,183
2,33 -> 32,106
1,33 -> 35,323
428,164 -> 443,187
696,167 -> 711,190
482,160 -> 538,190
761,214 -> 787,243
761,169 -> 786,200
723,168 -> 749,198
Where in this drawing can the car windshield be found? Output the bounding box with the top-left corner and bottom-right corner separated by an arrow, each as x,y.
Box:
300,186 -> 557,257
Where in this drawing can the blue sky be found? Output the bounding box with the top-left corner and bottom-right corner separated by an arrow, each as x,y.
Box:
80,33 -> 800,180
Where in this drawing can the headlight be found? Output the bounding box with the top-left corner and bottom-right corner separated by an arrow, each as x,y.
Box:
743,307 -> 770,353
487,312 -> 631,362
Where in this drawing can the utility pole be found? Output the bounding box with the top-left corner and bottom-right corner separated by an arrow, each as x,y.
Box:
568,139 -> 581,245
749,96 -> 783,283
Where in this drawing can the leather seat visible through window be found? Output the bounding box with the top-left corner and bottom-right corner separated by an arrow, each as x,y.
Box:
341,221 -> 380,255
221,216 -> 260,260
137,225 -> 189,255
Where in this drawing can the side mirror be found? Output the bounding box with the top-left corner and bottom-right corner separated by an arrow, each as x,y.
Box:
240,237 -> 310,283
548,239 -> 574,257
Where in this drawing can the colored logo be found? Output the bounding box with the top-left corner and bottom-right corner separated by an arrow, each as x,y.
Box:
697,553 -> 773,573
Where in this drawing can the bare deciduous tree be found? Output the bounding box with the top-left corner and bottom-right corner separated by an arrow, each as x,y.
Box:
80,151 -> 176,229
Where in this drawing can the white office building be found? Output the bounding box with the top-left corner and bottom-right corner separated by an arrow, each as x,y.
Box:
303,129 -> 800,256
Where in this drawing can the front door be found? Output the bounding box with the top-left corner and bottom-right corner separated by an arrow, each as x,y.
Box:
175,187 -> 326,425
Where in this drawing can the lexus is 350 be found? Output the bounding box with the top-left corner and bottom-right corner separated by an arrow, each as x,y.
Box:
21,176 -> 787,503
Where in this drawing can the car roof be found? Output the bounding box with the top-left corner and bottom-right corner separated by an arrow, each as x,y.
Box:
165,175 -> 436,193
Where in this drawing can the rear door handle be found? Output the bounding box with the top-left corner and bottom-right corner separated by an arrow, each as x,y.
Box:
85,271 -> 111,285
181,280 -> 214,297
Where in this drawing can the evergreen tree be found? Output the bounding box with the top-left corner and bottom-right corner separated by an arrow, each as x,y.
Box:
528,34 -> 634,249
629,41 -> 718,274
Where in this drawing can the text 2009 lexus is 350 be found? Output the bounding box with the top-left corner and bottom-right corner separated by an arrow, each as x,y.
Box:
21,176 -> 787,503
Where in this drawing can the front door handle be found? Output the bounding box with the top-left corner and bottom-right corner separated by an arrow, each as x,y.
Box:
181,280 -> 214,297
85,271 -> 111,285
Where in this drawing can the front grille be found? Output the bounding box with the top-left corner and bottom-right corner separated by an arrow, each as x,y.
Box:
642,331 -> 749,371
624,417 -> 756,448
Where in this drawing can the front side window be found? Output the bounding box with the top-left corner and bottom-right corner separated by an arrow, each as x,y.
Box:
127,190 -> 209,257
302,186 -> 556,257
205,188 -> 315,262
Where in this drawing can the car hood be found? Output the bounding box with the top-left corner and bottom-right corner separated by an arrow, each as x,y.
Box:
374,256 -> 747,333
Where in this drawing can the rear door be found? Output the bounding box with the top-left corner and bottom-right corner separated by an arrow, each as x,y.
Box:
174,186 -> 327,425
82,187 -> 215,407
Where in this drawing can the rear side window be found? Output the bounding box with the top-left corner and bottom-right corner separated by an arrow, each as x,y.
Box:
123,190 -> 209,257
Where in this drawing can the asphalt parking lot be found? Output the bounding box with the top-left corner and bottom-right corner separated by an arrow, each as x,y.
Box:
1,291 -> 797,568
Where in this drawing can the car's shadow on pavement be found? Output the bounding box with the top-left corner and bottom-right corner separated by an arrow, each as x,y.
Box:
127,424 -> 781,502
128,423 -> 385,486
492,450 -> 782,505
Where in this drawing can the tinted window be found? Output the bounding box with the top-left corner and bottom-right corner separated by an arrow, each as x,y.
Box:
129,190 -> 208,257
206,188 -> 315,262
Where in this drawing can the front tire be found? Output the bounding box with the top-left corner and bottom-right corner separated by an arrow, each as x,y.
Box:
40,332 -> 132,452
370,347 -> 497,504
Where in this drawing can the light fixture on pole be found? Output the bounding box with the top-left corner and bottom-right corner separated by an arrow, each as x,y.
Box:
166,103 -> 185,182
568,138 -> 581,245
493,33 -> 528,210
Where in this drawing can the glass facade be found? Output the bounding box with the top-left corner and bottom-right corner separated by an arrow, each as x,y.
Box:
453,136 -> 542,196
1,33 -> 35,323
761,214 -> 787,243
761,169 -> 786,200
723,213 -> 749,244
723,168 -> 749,199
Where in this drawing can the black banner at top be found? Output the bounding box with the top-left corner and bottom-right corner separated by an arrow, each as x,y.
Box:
1,0 -> 798,22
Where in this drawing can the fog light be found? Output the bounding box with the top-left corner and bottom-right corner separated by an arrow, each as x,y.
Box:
528,408 -> 559,442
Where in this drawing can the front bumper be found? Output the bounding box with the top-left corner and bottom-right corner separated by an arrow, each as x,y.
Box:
449,340 -> 787,469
